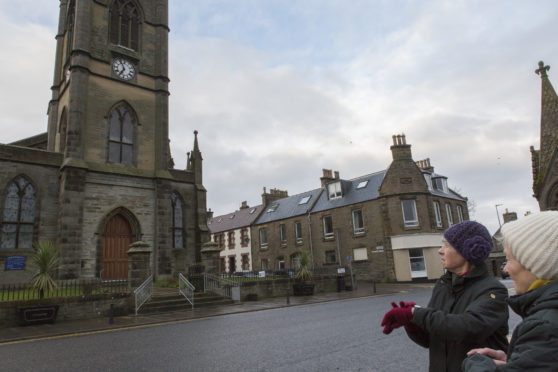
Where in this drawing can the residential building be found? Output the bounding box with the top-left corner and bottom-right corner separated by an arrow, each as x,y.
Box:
252,134 -> 469,282
531,61 -> 558,211
0,0 -> 209,283
208,202 -> 263,273
251,187 -> 322,272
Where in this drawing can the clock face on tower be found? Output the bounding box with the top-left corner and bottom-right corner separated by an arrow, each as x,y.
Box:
112,58 -> 136,80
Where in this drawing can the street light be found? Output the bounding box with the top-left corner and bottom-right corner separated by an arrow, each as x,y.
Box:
495,204 -> 503,228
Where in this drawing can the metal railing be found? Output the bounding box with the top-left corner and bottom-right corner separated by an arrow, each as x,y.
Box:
134,274 -> 153,315
178,273 -> 195,309
203,273 -> 239,299
0,278 -> 129,302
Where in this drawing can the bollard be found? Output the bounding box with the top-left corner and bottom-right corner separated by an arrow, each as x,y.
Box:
286,284 -> 290,305
109,303 -> 114,325
373,280 -> 376,294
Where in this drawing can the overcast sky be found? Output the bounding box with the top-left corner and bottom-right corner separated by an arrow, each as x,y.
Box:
1,0 -> 557,234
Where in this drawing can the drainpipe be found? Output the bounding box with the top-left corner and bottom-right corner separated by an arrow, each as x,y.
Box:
307,212 -> 315,269
335,229 -> 342,267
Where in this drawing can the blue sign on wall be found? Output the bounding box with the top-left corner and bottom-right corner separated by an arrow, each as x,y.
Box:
5,256 -> 26,270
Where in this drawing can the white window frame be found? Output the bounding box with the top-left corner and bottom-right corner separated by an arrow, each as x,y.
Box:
352,209 -> 364,234
401,200 -> 419,227
433,201 -> 442,227
353,247 -> 368,261
322,216 -> 334,239
279,224 -> 287,244
446,203 -> 454,226
457,205 -> 464,223
424,174 -> 432,190
328,182 -> 342,200
409,248 -> 427,278
259,228 -> 268,248
295,222 -> 303,243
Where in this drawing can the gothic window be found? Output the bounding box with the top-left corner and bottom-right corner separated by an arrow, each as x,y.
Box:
58,109 -> 68,153
1,177 -> 36,249
65,0 -> 75,63
108,104 -> 135,165
110,0 -> 140,51
171,193 -> 184,248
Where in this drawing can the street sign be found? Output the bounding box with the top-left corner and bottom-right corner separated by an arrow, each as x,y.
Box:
347,255 -> 352,262
337,268 -> 345,274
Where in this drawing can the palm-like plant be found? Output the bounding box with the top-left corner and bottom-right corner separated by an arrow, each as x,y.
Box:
294,251 -> 313,282
30,241 -> 60,299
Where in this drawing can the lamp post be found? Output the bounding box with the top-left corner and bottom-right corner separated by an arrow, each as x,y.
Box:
495,204 -> 503,228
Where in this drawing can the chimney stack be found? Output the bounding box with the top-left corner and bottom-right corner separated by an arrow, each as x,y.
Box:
262,187 -> 288,206
390,133 -> 413,161
502,209 -> 518,224
207,208 -> 214,220
239,201 -> 249,210
320,169 -> 334,187
415,158 -> 434,173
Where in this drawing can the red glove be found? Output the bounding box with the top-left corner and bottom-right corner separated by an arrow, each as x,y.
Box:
381,301 -> 413,334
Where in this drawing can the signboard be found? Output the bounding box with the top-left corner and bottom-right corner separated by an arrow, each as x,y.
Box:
337,267 -> 345,274
258,270 -> 266,278
5,256 -> 26,270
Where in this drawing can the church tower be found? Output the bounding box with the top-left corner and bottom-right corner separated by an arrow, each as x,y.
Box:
531,61 -> 558,211
42,0 -> 208,279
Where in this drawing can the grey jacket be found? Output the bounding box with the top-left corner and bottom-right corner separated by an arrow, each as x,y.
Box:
462,280 -> 558,371
406,264 -> 509,372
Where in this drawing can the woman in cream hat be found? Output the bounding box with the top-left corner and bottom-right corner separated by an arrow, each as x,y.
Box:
463,211 -> 558,371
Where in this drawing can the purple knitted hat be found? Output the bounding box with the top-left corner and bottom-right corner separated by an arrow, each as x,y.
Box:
443,220 -> 493,265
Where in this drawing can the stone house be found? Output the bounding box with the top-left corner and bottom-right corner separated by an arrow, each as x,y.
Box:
531,61 -> 558,211
251,135 -> 469,282
0,0 -> 209,283
207,202 -> 263,273
250,188 -> 322,272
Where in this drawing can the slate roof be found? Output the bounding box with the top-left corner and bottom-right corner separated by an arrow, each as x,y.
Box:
311,171 -> 387,213
208,204 -> 263,234
254,188 -> 323,225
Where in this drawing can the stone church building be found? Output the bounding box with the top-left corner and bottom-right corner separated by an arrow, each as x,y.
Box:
0,0 -> 209,283
531,61 -> 558,211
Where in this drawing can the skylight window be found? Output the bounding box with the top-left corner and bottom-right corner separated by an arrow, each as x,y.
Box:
229,214 -> 235,219
298,195 -> 311,205
249,208 -> 256,214
267,203 -> 279,213
357,180 -> 368,189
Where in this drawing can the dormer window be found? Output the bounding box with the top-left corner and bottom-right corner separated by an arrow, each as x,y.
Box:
432,177 -> 448,193
423,174 -> 432,190
328,182 -> 342,200
267,203 -> 279,213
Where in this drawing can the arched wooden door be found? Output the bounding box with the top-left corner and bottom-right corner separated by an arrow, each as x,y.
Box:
102,214 -> 132,280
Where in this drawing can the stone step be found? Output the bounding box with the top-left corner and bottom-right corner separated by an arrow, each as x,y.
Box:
138,289 -> 235,314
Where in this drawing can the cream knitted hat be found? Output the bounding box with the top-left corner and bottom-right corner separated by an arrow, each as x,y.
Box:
500,211 -> 558,280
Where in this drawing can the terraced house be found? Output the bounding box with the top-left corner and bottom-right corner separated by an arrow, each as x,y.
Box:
250,135 -> 469,282
207,202 -> 263,273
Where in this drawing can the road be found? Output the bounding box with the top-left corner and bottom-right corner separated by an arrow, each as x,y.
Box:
0,281 -> 519,372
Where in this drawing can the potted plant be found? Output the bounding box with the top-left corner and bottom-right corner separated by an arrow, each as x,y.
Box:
292,251 -> 315,296
18,241 -> 61,325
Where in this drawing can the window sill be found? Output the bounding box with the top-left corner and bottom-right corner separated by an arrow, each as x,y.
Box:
352,232 -> 366,238
403,225 -> 421,231
295,240 -> 303,245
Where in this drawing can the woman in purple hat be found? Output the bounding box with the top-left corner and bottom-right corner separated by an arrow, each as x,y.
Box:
380,220 -> 509,372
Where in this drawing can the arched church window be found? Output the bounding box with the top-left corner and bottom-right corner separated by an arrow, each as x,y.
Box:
58,109 -> 68,153
1,176 -> 36,249
65,0 -> 75,63
110,0 -> 140,51
171,192 -> 184,248
108,104 -> 135,165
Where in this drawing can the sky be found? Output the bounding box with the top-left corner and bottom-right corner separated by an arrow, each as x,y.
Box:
1,0 -> 557,234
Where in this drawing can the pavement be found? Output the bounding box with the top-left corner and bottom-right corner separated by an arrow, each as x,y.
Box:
0,281 -> 428,345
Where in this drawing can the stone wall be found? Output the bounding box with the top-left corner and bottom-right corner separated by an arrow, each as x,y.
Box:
238,275 -> 345,301
0,294 -> 132,328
